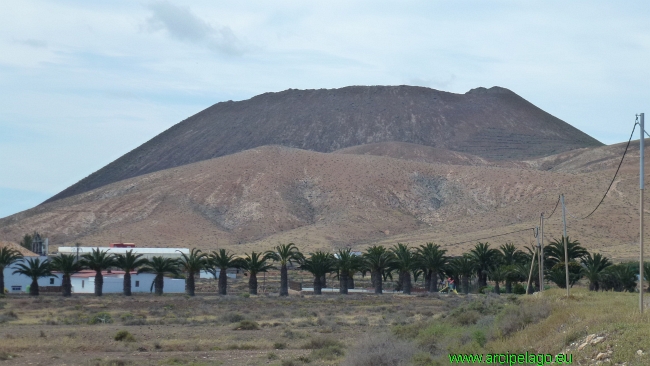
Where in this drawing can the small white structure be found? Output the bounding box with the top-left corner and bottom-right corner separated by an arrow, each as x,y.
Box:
3,256 -> 62,294
199,270 -> 237,279
57,246 -> 190,260
70,270 -> 185,294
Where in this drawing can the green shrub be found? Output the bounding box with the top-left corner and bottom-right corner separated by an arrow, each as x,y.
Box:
273,342 -> 287,349
496,301 -> 551,337
221,313 -> 245,323
512,283 -> 526,295
472,330 -> 487,347
89,312 -> 113,325
340,333 -> 416,366
233,320 -> 259,330
301,336 -> 343,349
452,310 -> 480,326
311,345 -> 345,361
0,352 -> 17,361
114,330 -> 136,342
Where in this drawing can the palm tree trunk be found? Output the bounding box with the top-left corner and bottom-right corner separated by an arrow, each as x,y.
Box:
370,271 -> 377,289
313,276 -> 322,295
0,270 -> 4,295
494,281 -> 500,295
62,274 -> 72,297
395,272 -> 404,292
123,272 -> 132,296
155,274 -> 164,295
218,268 -> 227,295
320,274 -> 327,288
249,272 -> 258,295
30,279 -> 39,296
402,271 -> 412,294
505,279 -> 512,294
94,271 -> 103,297
186,271 -> 195,296
280,264 -> 289,296
347,273 -> 355,290
372,270 -> 382,294
462,275 -> 470,294
424,270 -> 432,293
339,271 -> 349,294
431,270 -> 439,292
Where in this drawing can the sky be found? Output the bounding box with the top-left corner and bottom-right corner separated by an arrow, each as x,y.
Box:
1,0 -> 649,218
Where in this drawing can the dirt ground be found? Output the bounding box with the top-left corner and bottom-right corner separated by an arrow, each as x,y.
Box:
0,274 -> 461,366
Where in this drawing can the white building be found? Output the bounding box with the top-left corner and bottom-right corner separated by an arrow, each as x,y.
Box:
56,246 -> 190,260
3,256 -> 62,294
3,259 -> 185,294
70,270 -> 185,294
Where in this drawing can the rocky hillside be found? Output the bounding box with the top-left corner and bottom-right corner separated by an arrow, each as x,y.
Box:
44,85 -> 602,203
1,143 -> 643,260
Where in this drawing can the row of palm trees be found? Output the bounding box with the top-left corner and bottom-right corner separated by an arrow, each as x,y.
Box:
3,238 -> 648,297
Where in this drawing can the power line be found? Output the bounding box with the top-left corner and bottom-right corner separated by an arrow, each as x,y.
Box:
581,119 -> 638,219
545,195 -> 561,219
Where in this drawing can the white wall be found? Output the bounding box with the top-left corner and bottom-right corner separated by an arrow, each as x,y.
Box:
2,257 -> 61,294
199,270 -> 236,279
70,273 -> 185,294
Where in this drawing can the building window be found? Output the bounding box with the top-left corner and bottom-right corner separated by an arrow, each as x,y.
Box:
82,280 -> 84,288
50,278 -> 55,285
11,286 -> 21,291
135,280 -> 140,288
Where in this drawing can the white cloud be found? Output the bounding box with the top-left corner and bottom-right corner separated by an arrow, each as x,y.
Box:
145,1 -> 246,56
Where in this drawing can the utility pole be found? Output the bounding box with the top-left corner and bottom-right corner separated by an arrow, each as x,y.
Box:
561,194 -> 569,297
539,212 -> 544,292
640,112 -> 645,313
536,226 -> 542,291
526,245 -> 538,294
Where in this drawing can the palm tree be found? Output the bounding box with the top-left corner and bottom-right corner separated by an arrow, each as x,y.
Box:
12,257 -> 52,296
391,243 -> 416,294
0,247 -> 23,293
334,248 -> 362,295
416,243 -> 448,292
80,248 -> 114,296
113,250 -> 149,296
266,243 -> 303,296
50,254 -> 83,297
206,249 -> 240,295
300,251 -> 335,295
362,245 -> 394,294
488,266 -> 508,295
238,252 -> 274,295
449,255 -> 475,294
580,253 -> 612,291
138,256 -> 180,295
601,263 -> 637,292
176,249 -> 207,296
544,237 -> 588,268
469,242 -> 500,288
499,243 -> 526,293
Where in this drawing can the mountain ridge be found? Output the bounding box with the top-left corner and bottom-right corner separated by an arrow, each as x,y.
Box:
43,85 -> 602,204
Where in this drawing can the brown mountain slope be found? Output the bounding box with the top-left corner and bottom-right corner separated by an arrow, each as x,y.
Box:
44,85 -> 602,204
0,241 -> 38,256
526,138 -> 650,173
1,144 -> 642,260
333,141 -> 529,169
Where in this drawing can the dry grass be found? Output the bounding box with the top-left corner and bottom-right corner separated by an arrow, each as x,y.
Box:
0,287 -> 448,365
2,284 -> 648,365
487,289 -> 650,365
